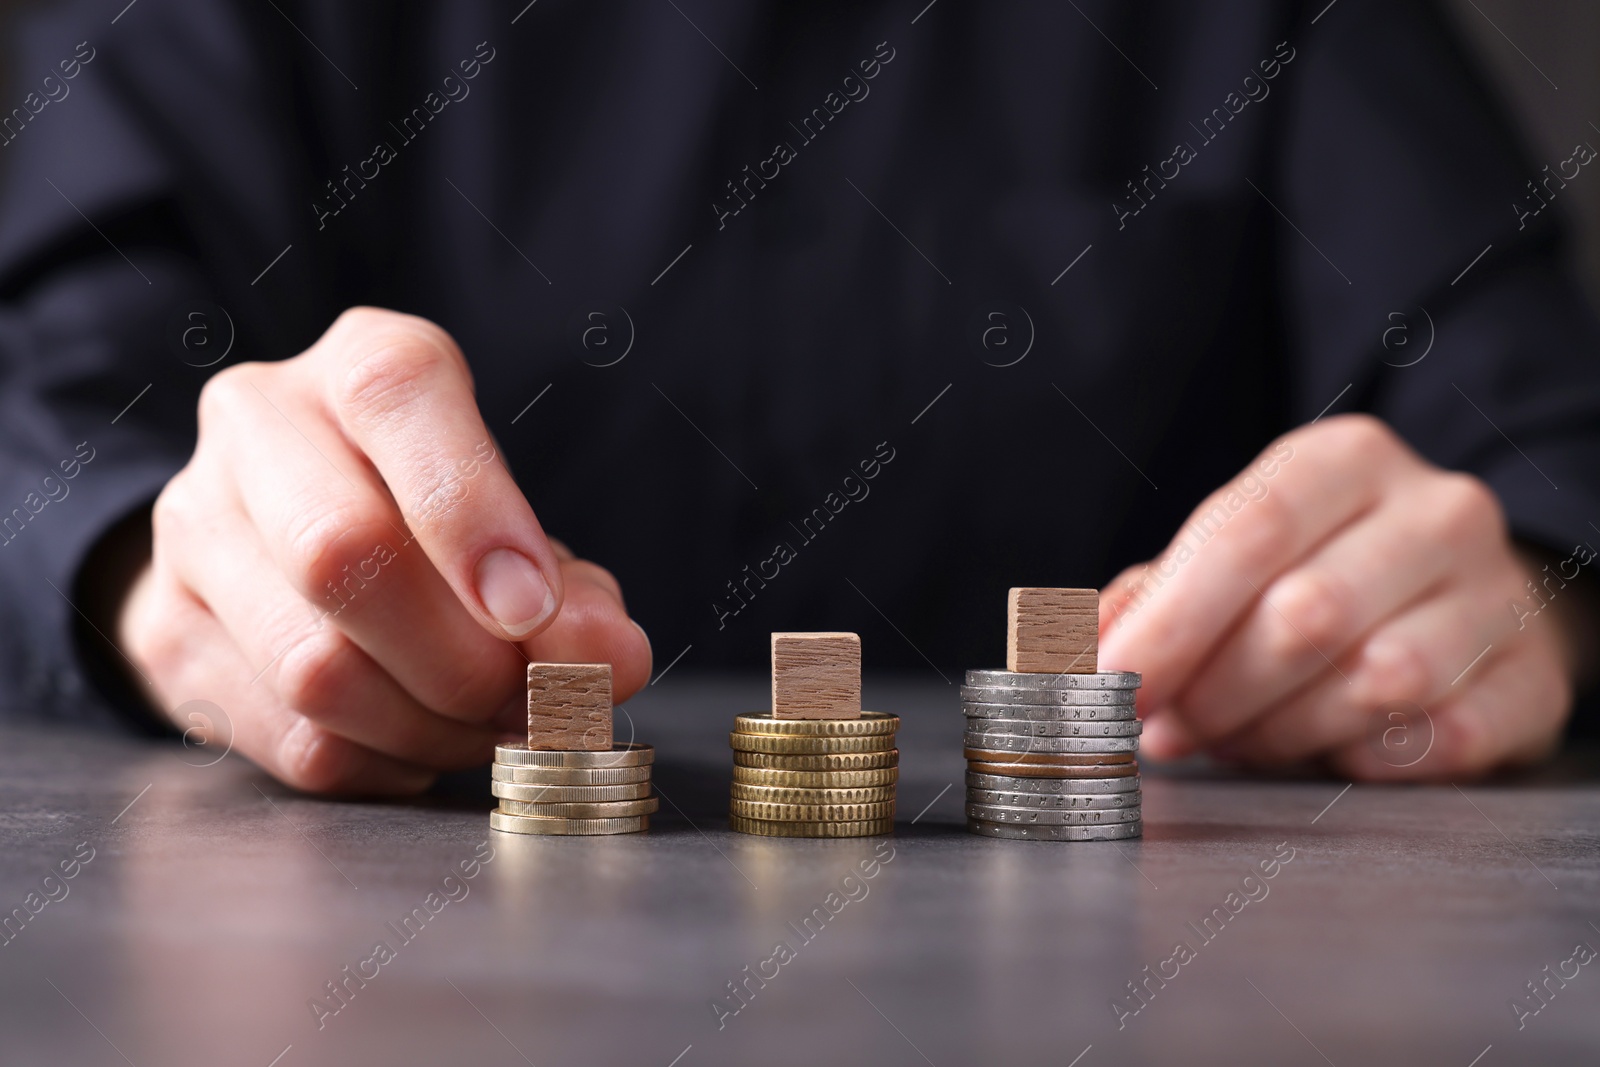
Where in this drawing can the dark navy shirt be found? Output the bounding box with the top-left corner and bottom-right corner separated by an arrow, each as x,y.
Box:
1,0 -> 1597,728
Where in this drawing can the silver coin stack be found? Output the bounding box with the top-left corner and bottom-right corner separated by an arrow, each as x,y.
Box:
489,742 -> 658,836
962,668 -> 1143,841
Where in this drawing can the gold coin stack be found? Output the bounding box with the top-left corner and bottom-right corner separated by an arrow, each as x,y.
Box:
729,713 -> 899,837
490,741 -> 658,836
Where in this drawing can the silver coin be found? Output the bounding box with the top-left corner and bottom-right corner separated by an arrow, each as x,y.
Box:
966,771 -> 1141,794
966,669 -> 1141,691
491,763 -> 652,786
494,742 -> 654,768
491,780 -> 653,802
960,710 -> 1139,726
967,802 -> 1142,825
960,686 -> 1137,707
967,817 -> 1143,841
498,796 -> 660,818
963,717 -> 1143,738
962,703 -> 1138,723
490,810 -> 650,835
966,788 -> 1141,810
962,731 -> 1139,754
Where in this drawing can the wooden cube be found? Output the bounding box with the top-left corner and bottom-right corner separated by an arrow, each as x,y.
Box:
1007,588 -> 1098,673
526,663 -> 612,750
771,632 -> 861,719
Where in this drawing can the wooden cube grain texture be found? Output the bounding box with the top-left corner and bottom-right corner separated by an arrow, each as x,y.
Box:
1007,587 -> 1098,673
526,662 -> 612,750
772,632 -> 861,719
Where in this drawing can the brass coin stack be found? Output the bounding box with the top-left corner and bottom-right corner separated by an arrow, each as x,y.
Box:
490,663 -> 657,836
964,589 -> 1143,842
729,633 -> 898,839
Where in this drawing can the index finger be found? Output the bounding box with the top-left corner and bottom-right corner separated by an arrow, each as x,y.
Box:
313,308 -> 564,641
1097,416 -> 1410,713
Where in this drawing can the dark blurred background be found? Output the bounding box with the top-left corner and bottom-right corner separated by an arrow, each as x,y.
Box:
14,0 -> 1593,312
2,0 -> 1596,701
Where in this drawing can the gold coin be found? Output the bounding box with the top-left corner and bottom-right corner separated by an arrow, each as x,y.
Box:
962,748 -> 1135,766
728,815 -> 894,838
495,742 -> 654,768
491,780 -> 652,802
489,810 -> 649,835
730,783 -> 897,805
492,763 -> 652,786
729,732 -> 895,755
730,799 -> 896,822
733,750 -> 899,771
733,712 -> 899,737
498,796 -> 659,818
966,760 -> 1139,779
731,765 -> 899,789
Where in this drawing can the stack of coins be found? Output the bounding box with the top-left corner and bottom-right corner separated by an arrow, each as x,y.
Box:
962,668 -> 1142,841
489,741 -> 658,836
729,713 -> 898,838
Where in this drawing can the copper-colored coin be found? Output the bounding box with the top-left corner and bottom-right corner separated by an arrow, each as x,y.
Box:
963,748 -> 1135,766
734,711 -> 899,737
733,750 -> 899,771
966,760 -> 1139,779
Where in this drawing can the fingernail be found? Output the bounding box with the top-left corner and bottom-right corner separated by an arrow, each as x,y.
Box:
475,548 -> 556,638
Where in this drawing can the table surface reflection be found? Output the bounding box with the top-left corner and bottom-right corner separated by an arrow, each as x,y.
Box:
1,675 -> 1597,1066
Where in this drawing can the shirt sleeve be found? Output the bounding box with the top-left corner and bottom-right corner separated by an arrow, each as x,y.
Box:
0,0 -> 317,727
1271,0 -> 1600,729
1274,0 -> 1600,558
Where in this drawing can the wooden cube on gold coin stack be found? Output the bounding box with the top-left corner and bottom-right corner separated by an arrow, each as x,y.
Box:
962,589 -> 1143,841
727,633 -> 898,838
489,663 -> 657,836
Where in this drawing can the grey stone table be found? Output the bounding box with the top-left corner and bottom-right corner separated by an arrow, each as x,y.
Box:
1,676 -> 1597,1066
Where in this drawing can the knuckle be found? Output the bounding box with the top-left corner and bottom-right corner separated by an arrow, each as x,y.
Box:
566,559 -> 624,605
195,362 -> 261,432
409,464 -> 474,530
330,306 -> 453,349
1431,473 -> 1506,543
331,317 -> 467,424
1265,570 -> 1352,660
1230,489 -> 1295,563
330,306 -> 400,335
149,471 -> 192,548
1323,413 -> 1399,462
275,719 -> 357,793
417,646 -> 518,721
124,582 -> 187,680
335,339 -> 441,420
1357,636 -> 1433,704
279,503 -> 395,602
274,627 -> 359,717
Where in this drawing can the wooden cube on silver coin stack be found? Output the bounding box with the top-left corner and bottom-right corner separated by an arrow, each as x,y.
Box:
963,589 -> 1143,841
